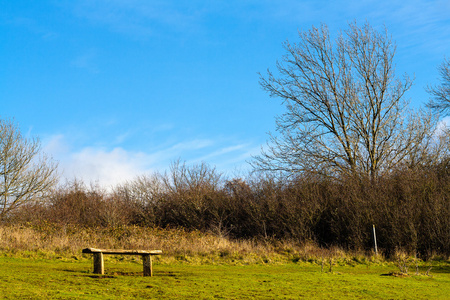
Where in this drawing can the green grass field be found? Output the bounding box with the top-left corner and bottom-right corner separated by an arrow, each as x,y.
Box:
0,256 -> 448,299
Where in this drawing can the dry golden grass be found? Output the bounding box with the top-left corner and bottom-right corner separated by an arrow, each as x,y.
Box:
0,223 -> 382,265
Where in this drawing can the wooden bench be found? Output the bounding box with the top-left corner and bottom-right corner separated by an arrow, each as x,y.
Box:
82,248 -> 162,276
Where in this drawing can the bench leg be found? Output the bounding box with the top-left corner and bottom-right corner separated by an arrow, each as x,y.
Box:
143,254 -> 152,276
93,252 -> 104,275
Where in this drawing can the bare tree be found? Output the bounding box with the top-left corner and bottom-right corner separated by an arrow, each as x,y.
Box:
114,174 -> 165,206
427,58 -> 450,116
161,159 -> 223,194
253,22 -> 437,179
0,119 -> 58,219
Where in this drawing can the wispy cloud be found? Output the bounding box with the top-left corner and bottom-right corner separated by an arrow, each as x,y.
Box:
66,0 -> 206,40
64,147 -> 148,188
193,144 -> 249,164
70,49 -> 100,73
368,0 -> 450,54
42,134 -> 256,188
43,135 -> 149,187
64,0 -> 320,40
197,143 -> 260,175
263,0 -> 450,51
1,15 -> 59,40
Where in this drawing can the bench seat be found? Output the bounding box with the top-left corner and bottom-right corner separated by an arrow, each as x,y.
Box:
82,248 -> 162,276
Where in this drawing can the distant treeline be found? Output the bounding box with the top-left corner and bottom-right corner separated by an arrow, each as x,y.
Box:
8,159 -> 450,258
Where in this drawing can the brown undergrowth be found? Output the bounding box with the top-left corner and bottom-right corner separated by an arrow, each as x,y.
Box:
0,223 -> 384,265
6,160 -> 450,259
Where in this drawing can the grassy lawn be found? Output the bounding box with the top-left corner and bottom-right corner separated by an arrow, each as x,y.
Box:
0,256 -> 448,299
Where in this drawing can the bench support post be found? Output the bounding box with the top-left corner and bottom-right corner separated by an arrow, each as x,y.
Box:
143,254 -> 152,276
93,252 -> 104,275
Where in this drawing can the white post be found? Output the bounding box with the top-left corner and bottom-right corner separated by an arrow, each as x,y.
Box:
373,224 -> 378,255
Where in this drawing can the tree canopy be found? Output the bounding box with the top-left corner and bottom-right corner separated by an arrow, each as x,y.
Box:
427,58 -> 450,116
253,22 -> 438,179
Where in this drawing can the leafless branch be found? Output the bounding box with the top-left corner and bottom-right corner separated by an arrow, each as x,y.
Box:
427,58 -> 450,116
252,22 -> 438,179
0,119 -> 58,219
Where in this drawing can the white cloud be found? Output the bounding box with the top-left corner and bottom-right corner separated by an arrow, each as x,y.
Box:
42,134 -> 256,189
42,134 -> 69,155
66,147 -> 148,188
435,116 -> 450,137
42,135 -> 151,188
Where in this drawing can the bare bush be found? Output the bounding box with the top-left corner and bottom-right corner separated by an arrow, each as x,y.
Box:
46,180 -> 104,227
157,160 -> 225,230
6,158 -> 449,257
113,174 -> 166,225
114,174 -> 165,206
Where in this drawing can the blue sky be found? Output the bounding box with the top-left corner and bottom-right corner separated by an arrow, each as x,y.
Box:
1,0 -> 450,187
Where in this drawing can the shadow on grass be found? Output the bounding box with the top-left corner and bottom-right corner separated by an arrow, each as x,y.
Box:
64,269 -> 185,278
430,265 -> 450,274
